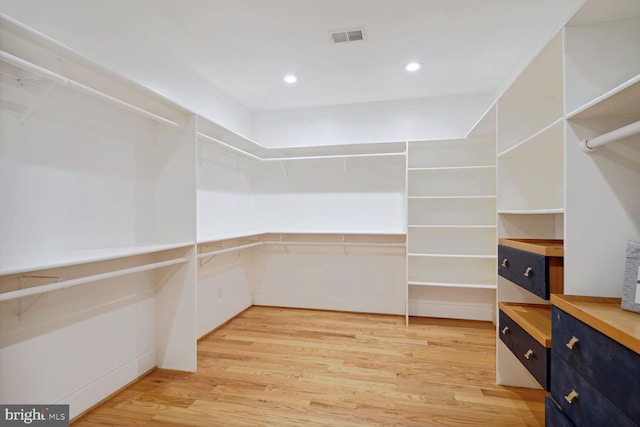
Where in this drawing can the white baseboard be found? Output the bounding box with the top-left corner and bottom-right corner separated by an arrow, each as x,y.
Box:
61,350 -> 157,419
252,293 -> 404,315
408,298 -> 493,321
198,301 -> 252,339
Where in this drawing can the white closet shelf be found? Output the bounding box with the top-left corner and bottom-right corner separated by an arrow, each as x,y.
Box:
198,242 -> 263,258
567,74 -> 640,121
408,225 -> 497,229
198,231 -> 265,245
197,232 -> 406,246
267,231 -> 407,237
195,128 -> 406,162
0,242 -> 195,277
498,208 -> 564,215
409,195 -> 496,200
0,256 -> 189,303
497,118 -> 565,158
0,50 -> 182,128
196,233 -> 406,262
197,132 -> 262,161
408,253 -> 496,259
263,241 -> 405,248
408,281 -> 497,290
408,165 -> 495,171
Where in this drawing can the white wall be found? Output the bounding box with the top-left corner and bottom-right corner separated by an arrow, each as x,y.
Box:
252,93 -> 492,148
252,156 -> 406,233
0,6 -> 254,138
250,245 -> 406,314
197,144 -> 257,241
197,252 -> 253,338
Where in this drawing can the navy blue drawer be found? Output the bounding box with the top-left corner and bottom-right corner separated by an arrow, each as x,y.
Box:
498,245 -> 553,299
551,355 -> 635,427
545,396 -> 575,427
552,307 -> 640,425
499,309 -> 550,390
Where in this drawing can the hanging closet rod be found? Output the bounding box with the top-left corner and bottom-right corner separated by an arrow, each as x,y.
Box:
0,50 -> 181,128
0,257 -> 188,303
197,241 -> 263,258
581,120 -> 640,152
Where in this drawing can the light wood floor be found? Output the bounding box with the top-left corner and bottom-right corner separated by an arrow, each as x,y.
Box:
74,306 -> 546,426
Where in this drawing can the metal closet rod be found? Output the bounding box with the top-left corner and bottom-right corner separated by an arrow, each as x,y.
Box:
0,257 -> 189,303
581,120 -> 640,152
197,239 -> 406,257
0,50 -> 181,128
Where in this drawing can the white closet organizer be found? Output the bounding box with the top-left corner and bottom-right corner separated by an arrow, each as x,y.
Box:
564,2 -> 640,298
496,0 -> 640,390
406,107 -> 497,324
495,30 -> 565,390
195,118 -> 407,333
0,16 -> 197,419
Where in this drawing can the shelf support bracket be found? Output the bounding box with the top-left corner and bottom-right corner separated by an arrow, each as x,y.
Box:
16,275 -> 62,319
280,161 -> 288,177
342,158 -> 348,175
199,254 -> 217,267
19,80 -> 57,126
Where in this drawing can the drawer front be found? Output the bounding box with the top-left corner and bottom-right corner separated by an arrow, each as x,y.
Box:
498,245 -> 549,299
545,396 -> 575,427
551,356 -> 635,427
499,310 -> 550,390
552,307 -> 640,424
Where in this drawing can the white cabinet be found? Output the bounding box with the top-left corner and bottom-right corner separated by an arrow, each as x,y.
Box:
406,108 -> 497,323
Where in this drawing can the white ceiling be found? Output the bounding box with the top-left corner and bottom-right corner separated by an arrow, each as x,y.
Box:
0,0 -> 584,112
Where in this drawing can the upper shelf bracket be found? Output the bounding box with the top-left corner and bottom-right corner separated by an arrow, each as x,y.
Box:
19,80 -> 57,126
15,275 -> 62,318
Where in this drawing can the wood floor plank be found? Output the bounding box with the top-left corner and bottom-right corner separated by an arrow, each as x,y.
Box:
73,306 -> 545,426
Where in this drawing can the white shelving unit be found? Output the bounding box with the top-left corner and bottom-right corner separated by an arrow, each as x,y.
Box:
406,107 -> 497,324
496,0 -> 640,390
495,30 -> 565,390
0,16 -> 198,418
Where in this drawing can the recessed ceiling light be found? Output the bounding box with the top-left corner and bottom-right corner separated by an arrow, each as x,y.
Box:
284,74 -> 297,84
405,62 -> 422,72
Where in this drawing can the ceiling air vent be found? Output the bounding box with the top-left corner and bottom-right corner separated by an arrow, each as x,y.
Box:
330,28 -> 365,44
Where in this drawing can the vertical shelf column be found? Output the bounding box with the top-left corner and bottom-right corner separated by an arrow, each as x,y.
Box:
406,107 -> 497,323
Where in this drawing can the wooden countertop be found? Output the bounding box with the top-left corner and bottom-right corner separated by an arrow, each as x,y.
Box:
499,302 -> 552,347
498,239 -> 564,257
551,294 -> 640,355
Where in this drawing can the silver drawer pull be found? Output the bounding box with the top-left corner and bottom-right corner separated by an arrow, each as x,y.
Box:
501,258 -> 508,267
566,336 -> 580,350
523,349 -> 534,360
524,267 -> 533,277
501,326 -> 509,335
564,389 -> 579,404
